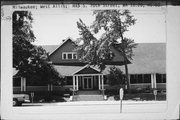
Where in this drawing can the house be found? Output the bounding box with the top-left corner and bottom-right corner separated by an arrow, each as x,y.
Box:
13,37 -> 166,92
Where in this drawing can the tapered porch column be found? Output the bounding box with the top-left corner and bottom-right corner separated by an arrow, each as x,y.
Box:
21,77 -> 26,91
21,77 -> 23,91
76,76 -> 79,90
23,78 -> 26,91
98,75 -> 101,90
151,74 -> 154,88
154,74 -> 157,89
101,75 -> 104,90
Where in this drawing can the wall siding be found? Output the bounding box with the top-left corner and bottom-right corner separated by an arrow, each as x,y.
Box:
50,40 -> 79,64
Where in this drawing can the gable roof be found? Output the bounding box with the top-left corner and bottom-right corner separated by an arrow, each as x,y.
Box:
53,65 -> 82,76
41,39 -> 166,74
104,43 -> 166,74
41,37 -> 127,65
73,64 -> 101,75
42,37 -> 76,56
41,45 -> 59,55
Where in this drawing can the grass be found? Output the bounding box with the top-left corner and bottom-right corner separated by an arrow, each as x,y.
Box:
112,93 -> 166,101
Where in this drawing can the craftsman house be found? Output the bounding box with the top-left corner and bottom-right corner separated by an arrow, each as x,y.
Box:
13,37 -> 166,92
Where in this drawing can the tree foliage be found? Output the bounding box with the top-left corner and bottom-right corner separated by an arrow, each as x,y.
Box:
13,11 -> 62,85
75,10 -> 137,89
107,66 -> 125,86
76,19 -> 114,71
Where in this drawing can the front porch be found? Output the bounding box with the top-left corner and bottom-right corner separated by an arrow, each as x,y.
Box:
72,65 -> 106,92
72,75 -> 105,91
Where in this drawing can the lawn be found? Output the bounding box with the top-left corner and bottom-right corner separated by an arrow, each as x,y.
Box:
111,93 -> 166,101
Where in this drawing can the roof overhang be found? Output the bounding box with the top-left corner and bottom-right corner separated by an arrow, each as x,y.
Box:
73,64 -> 102,75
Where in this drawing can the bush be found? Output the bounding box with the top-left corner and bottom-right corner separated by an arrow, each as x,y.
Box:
107,66 -> 125,86
13,89 -> 72,102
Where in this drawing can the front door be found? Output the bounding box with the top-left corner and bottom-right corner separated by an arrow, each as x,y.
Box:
83,77 -> 93,89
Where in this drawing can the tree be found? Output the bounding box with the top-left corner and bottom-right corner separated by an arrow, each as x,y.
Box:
76,19 -> 114,71
13,11 -> 35,76
107,66 -> 125,86
75,10 -> 137,89
13,11 -> 62,85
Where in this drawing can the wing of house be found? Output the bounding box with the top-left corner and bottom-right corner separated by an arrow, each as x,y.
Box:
41,37 -> 166,90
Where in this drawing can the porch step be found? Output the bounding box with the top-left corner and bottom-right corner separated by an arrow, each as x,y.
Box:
73,95 -> 104,101
73,90 -> 104,101
77,90 -> 101,95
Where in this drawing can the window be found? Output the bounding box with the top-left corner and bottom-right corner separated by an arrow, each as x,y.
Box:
130,74 -> 137,84
62,52 -> 77,60
156,74 -> 166,83
137,75 -> 143,83
66,76 -> 73,85
130,74 -> 151,84
63,53 -> 66,59
162,74 -> 166,83
68,53 -> 72,59
144,74 -> 151,83
73,53 -> 77,59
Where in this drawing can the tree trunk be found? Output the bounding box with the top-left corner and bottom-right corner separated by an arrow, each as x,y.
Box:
122,48 -> 129,90
124,60 -> 129,90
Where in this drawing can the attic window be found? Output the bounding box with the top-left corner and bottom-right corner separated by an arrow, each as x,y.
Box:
62,52 -> 77,60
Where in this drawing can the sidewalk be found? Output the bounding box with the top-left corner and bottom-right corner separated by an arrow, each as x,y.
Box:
24,100 -> 167,106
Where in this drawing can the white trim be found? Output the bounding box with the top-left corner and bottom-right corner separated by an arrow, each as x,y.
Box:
72,64 -> 101,75
151,74 -> 154,88
76,76 -> 79,90
62,52 -> 77,60
154,74 -> 157,88
98,75 -> 101,90
102,75 -> 104,90
23,78 -> 26,91
74,74 -> 103,76
72,64 -> 90,75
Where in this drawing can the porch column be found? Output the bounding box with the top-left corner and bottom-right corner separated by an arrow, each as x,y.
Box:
73,76 -> 75,90
154,74 -> 157,89
76,76 -> 79,90
23,77 -> 26,91
98,75 -> 101,90
21,77 -> 26,91
101,75 -> 104,90
21,77 -> 23,91
151,74 -> 154,88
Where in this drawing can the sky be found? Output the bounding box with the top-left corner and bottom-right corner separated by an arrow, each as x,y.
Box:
31,6 -> 166,45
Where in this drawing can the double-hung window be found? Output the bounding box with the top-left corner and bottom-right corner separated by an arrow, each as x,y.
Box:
62,52 -> 77,60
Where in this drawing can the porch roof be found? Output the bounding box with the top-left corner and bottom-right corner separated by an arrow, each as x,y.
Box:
53,65 -> 82,76
73,64 -> 101,75
53,65 -> 102,77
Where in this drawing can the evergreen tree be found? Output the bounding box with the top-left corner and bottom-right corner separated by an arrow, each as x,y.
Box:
107,66 -> 125,86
